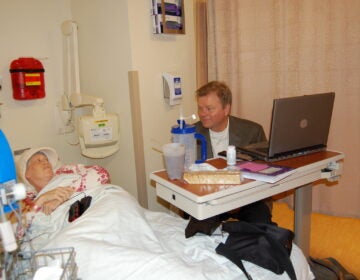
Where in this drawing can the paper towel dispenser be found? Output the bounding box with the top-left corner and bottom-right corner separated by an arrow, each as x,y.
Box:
163,73 -> 182,106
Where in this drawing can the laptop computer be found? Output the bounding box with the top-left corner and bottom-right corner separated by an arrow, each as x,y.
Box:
236,92 -> 335,162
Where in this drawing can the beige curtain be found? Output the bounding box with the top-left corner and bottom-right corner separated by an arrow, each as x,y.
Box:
196,0 -> 360,218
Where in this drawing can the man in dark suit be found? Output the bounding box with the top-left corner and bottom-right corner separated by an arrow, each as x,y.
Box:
185,81 -> 273,238
196,116 -> 266,158
195,80 -> 266,158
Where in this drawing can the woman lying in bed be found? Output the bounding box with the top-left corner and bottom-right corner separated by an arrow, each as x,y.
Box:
14,147 -> 314,280
14,147 -> 110,232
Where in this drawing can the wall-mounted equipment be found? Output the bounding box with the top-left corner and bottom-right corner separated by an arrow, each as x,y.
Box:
61,20 -> 120,158
151,0 -> 185,34
70,93 -> 120,158
163,73 -> 182,106
9,57 -> 45,100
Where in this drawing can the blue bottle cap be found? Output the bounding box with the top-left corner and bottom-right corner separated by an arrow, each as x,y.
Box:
171,120 -> 196,134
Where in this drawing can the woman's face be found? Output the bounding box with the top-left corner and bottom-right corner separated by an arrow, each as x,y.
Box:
197,91 -> 230,132
25,153 -> 54,192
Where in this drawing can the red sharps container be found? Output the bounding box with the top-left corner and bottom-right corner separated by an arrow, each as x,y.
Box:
9,57 -> 46,100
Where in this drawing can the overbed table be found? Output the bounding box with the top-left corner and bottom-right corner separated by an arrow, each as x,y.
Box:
150,150 -> 344,257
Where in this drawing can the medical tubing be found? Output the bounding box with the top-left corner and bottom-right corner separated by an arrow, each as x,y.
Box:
0,200 -> 6,223
0,201 -> 18,252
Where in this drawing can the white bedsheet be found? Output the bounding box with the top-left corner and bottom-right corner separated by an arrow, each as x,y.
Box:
25,184 -> 314,280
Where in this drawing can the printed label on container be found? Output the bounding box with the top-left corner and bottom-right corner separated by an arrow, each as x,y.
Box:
90,127 -> 112,142
25,73 -> 41,86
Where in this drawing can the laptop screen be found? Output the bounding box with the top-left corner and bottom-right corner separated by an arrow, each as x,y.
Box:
268,92 -> 335,157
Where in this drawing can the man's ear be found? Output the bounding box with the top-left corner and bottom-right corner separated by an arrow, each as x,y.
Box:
224,103 -> 231,116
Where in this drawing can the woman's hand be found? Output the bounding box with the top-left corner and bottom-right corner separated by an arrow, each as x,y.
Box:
40,199 -> 65,215
34,187 -> 74,215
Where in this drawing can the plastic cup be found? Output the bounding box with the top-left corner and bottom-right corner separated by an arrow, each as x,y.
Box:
162,143 -> 185,180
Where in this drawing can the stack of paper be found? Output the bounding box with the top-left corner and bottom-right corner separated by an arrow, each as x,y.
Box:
236,161 -> 296,183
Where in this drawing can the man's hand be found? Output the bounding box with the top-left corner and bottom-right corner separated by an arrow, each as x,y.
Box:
34,187 -> 74,215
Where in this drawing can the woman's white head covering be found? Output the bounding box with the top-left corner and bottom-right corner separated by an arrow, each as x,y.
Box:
16,147 -> 59,192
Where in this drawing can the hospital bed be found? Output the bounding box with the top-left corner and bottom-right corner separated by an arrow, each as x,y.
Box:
0,132 -> 313,279
7,170 -> 313,280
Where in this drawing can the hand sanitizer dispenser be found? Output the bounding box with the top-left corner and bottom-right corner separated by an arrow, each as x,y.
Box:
162,73 -> 182,106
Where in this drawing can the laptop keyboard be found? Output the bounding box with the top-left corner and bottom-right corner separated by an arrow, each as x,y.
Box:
237,144 -> 326,162
268,145 -> 326,162
255,147 -> 269,153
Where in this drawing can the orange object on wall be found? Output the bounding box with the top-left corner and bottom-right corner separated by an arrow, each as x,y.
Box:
9,57 -> 45,100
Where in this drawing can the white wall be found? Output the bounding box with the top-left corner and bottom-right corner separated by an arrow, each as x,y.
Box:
69,0 -> 139,199
0,0 -> 80,164
0,0 -> 197,212
126,1 -> 197,210
71,0 -> 197,211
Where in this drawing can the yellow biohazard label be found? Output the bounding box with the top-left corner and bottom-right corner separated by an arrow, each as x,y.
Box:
25,73 -> 41,86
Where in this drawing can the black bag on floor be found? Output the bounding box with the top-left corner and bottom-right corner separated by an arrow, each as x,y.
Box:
216,221 -> 296,280
309,257 -> 358,280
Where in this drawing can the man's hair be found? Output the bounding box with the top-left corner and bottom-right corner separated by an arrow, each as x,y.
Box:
195,81 -> 232,108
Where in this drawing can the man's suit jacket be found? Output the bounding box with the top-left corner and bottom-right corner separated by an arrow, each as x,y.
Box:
195,115 -> 266,158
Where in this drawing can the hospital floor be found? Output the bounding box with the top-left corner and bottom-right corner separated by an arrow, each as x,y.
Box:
272,202 -> 360,277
